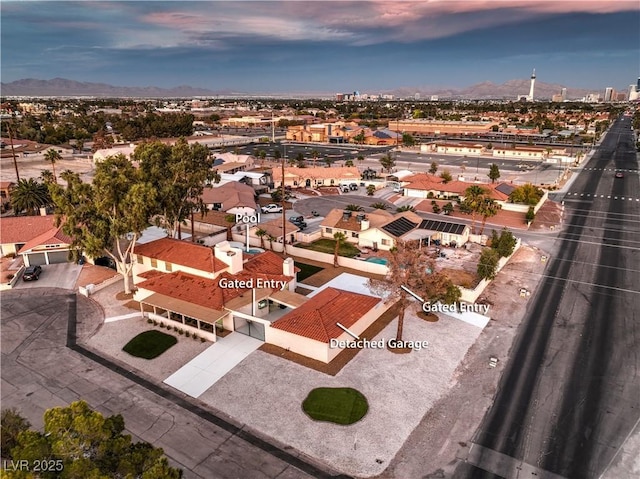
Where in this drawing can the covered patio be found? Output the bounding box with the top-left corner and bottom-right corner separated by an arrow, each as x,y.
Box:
139,293 -> 230,341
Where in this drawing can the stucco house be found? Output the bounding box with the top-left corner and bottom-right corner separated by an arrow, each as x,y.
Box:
272,166 -> 361,188
320,209 -> 393,244
131,237 -> 392,363
0,215 -> 74,265
200,182 -> 258,216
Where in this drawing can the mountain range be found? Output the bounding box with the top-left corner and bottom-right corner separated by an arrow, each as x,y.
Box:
1,77 -> 599,99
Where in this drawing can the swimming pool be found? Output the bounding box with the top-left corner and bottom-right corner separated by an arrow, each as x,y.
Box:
365,257 -> 388,265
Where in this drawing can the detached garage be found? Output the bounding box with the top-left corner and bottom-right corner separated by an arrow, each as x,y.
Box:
18,226 -> 74,266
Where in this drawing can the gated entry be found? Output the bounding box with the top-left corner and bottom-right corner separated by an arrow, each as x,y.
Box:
233,316 -> 265,341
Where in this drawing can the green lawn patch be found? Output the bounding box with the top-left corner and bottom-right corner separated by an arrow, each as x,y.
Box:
122,330 -> 177,359
298,239 -> 361,258
302,387 -> 369,425
294,262 -> 324,282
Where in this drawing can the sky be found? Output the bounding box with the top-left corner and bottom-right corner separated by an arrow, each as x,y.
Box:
2,1 -> 639,93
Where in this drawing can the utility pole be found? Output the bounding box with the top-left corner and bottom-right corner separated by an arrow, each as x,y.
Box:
281,142 -> 287,256
7,123 -> 20,182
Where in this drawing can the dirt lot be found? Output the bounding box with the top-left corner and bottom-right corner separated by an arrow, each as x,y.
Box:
1,154 -> 95,183
379,243 -> 551,478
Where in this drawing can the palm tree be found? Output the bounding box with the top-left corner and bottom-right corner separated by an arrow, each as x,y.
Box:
370,202 -> 389,210
461,185 -> 487,234
396,205 -> 416,213
255,228 -> 268,249
345,204 -> 364,212
333,232 -> 346,267
44,149 -> 62,183
478,198 -> 501,235
40,170 -> 56,185
267,234 -> 276,252
224,214 -> 236,241
10,178 -> 50,215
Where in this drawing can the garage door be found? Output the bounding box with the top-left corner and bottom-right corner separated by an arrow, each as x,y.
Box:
46,250 -> 70,264
26,252 -> 47,266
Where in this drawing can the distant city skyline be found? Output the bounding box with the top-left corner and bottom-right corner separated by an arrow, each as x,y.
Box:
2,1 -> 639,94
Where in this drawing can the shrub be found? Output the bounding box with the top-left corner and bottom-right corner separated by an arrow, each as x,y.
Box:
478,248 -> 500,280
173,325 -> 178,332
185,331 -> 190,338
200,337 -> 206,342
490,228 -> 517,258
147,318 -> 153,324
159,322 -> 165,328
167,324 -> 172,330
526,206 -> 535,223
427,191 -> 435,199
432,204 -> 441,214
7,274 -> 14,281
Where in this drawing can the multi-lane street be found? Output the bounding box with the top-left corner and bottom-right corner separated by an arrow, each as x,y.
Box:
455,115 -> 640,478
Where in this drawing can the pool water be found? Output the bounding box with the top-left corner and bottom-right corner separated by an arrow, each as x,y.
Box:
365,257 -> 388,265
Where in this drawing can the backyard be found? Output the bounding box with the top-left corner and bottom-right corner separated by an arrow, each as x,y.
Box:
297,239 -> 361,258
294,261 -> 324,282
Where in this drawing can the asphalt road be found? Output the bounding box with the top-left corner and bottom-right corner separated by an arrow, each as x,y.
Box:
454,115 -> 640,478
0,289 -> 342,479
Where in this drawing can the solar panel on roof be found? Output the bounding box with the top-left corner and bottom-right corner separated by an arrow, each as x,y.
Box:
418,219 -> 467,235
382,217 -> 418,237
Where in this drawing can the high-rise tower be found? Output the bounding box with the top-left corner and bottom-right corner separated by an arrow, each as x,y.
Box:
528,69 -> 536,101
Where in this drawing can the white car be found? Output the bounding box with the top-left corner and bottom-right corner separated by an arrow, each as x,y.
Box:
261,204 -> 283,213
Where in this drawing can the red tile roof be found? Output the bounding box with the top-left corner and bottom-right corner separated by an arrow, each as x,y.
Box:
403,174 -> 509,201
271,287 -> 380,343
17,225 -> 73,254
243,250 -> 294,276
134,238 -> 227,273
0,215 -> 58,245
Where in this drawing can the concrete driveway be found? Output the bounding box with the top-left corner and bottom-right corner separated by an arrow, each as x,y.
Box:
13,263 -> 82,290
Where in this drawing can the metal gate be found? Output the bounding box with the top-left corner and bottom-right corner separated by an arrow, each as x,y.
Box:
233,316 -> 265,341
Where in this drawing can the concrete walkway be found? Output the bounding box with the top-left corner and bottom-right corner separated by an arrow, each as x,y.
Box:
164,333 -> 262,398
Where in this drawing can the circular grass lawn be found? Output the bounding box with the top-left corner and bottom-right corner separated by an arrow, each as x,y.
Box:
302,387 -> 369,425
122,330 -> 177,359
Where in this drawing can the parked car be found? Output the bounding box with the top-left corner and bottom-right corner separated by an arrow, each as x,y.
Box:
289,216 -> 307,229
349,183 -> 359,191
261,204 -> 283,213
23,265 -> 42,281
340,184 -> 350,193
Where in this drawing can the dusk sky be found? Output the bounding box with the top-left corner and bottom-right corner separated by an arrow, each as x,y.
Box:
2,1 -> 639,93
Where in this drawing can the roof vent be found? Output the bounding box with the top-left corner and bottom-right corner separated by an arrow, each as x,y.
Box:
342,211 -> 352,221
356,214 -> 366,222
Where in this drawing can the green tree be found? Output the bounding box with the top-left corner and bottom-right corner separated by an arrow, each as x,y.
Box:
477,248 -> 500,280
439,170 -> 452,183
344,158 -> 354,167
7,401 -> 181,479
368,240 -> 449,342
401,133 -> 415,146
345,204 -> 364,212
10,178 -> 51,215
379,153 -> 395,173
255,228 -> 268,249
478,197 -> 501,235
460,185 -> 487,234
333,232 -> 346,267
311,149 -> 319,167
443,202 -> 454,215
353,131 -> 366,145
357,155 -> 364,162
428,161 -> 438,175
274,149 -> 281,160
490,228 -> 517,258
488,163 -> 500,183
509,183 -> 543,205
1,408 -> 31,459
526,206 -> 536,223
370,202 -> 389,210
50,156 -> 156,294
366,184 -> 376,196
135,138 -> 219,240
44,148 -> 62,183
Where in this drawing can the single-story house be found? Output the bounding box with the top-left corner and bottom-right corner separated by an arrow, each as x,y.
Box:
272,166 -> 361,188
17,224 -> 74,266
200,182 -> 258,216
320,209 -> 393,244
0,215 -> 73,263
